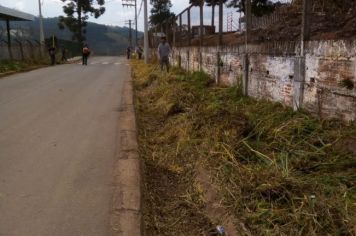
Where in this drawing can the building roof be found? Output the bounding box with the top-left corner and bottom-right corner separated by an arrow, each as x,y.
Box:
0,5 -> 35,21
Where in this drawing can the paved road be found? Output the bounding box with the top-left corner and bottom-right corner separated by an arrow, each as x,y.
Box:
0,57 -> 130,236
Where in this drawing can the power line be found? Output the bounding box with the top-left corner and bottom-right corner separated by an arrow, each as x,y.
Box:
122,0 -> 138,45
125,19 -> 134,47
138,0 -> 144,19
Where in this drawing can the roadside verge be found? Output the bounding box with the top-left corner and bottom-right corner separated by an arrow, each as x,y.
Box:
111,70 -> 142,236
0,56 -> 82,79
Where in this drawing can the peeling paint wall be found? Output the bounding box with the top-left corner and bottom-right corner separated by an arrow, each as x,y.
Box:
303,41 -> 356,121
171,40 -> 356,122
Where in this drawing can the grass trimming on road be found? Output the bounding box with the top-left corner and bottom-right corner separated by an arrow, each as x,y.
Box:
131,59 -> 356,235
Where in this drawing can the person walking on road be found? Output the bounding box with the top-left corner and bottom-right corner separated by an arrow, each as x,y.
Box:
82,44 -> 91,65
61,45 -> 67,62
157,36 -> 171,72
48,46 -> 56,66
126,46 -> 131,60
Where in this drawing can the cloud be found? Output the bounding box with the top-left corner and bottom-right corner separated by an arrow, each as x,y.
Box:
14,1 -> 25,11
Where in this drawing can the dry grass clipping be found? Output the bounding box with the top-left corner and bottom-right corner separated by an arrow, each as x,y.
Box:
131,59 -> 356,236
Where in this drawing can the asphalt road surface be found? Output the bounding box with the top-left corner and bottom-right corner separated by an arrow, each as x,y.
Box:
0,57 -> 130,236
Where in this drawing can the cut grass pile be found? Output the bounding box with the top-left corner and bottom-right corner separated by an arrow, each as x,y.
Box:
131,59 -> 356,235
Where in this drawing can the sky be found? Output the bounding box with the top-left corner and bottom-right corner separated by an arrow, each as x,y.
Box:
0,0 -> 191,31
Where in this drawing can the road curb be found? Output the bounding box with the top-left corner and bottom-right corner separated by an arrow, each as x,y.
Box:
111,71 -> 143,236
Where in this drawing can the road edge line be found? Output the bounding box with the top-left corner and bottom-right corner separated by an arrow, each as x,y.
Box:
111,66 -> 143,236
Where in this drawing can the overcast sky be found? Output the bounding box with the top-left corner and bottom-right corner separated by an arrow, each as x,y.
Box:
0,0 -> 191,30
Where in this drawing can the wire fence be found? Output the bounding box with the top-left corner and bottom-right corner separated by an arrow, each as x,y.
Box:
149,0 -> 353,49
0,26 -> 82,61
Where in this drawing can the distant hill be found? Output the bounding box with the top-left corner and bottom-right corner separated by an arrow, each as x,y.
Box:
0,17 -> 142,56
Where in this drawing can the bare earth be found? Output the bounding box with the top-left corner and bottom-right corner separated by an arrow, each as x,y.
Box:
0,57 -> 130,236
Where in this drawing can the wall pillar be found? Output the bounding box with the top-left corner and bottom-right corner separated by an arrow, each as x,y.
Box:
216,51 -> 220,84
187,50 -> 190,72
293,56 -> 306,110
242,54 -> 249,96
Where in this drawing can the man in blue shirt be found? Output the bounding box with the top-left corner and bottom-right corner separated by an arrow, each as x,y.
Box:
157,36 -> 171,72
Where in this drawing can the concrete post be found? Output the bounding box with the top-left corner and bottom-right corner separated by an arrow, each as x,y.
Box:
293,56 -> 305,110
199,1 -> 204,70
188,7 -> 191,46
293,0 -> 311,110
179,14 -> 182,47
242,0 -> 251,96
301,0 -> 311,42
187,50 -> 190,71
216,51 -> 220,84
242,54 -> 249,95
143,0 -> 149,64
172,17 -> 176,48
218,0 -> 223,46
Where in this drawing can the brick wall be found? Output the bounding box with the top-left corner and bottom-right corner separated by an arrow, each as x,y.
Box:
171,39 -> 356,122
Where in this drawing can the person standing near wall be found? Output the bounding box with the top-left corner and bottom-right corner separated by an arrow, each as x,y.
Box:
48,46 -> 56,66
157,36 -> 171,72
137,46 -> 143,60
61,45 -> 67,62
82,44 -> 91,65
126,46 -> 131,60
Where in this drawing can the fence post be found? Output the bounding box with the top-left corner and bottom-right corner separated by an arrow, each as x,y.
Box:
16,40 -> 25,61
27,40 -> 35,60
242,0 -> 251,96
173,17 -> 176,48
6,19 -> 13,60
179,14 -> 182,47
293,0 -> 312,110
218,0 -> 223,46
188,7 -> 191,46
301,0 -> 311,44
165,20 -> 169,43
199,1 -> 204,70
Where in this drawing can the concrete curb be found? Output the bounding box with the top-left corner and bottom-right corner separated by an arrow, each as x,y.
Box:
111,71 -> 143,236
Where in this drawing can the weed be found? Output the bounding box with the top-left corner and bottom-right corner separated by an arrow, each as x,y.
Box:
131,60 -> 356,236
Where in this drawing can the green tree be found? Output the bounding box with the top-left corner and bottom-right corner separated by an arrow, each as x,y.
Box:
58,0 -> 105,43
227,0 -> 280,16
189,0 -> 204,6
150,0 -> 175,26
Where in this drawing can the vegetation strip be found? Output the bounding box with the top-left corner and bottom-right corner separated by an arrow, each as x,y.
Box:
131,60 -> 356,235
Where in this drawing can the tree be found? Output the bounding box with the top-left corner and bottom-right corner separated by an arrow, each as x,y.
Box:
189,0 -> 203,6
58,0 -> 105,43
227,0 -> 279,16
150,0 -> 175,26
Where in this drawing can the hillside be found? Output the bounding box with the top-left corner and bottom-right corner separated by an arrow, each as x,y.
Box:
0,17 -> 143,56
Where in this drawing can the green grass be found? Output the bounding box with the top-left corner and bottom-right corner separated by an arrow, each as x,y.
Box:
0,60 -> 28,73
131,60 -> 356,236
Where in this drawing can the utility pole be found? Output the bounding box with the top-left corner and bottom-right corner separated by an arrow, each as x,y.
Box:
38,0 -> 45,45
122,0 -> 138,46
125,20 -> 133,47
143,0 -> 148,64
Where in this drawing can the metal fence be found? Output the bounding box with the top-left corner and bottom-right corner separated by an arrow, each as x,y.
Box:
0,26 -> 82,61
149,0 -> 352,48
